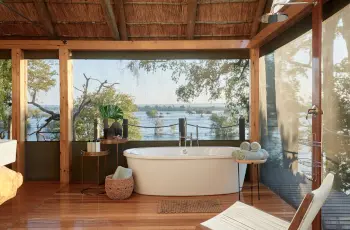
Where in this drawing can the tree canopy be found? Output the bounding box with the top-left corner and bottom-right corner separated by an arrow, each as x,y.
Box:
127,59 -> 250,117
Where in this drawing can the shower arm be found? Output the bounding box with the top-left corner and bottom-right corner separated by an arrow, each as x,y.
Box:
270,1 -> 316,14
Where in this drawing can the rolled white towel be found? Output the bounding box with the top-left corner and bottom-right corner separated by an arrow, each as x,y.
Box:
232,150 -> 239,159
233,150 -> 264,160
243,150 -> 265,160
232,150 -> 246,160
250,142 -> 261,152
236,150 -> 246,160
240,141 -> 251,151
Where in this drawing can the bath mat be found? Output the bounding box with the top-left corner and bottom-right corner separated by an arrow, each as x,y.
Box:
158,199 -> 222,214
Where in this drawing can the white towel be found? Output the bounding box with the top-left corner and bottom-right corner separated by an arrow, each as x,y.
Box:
243,150 -> 265,160
250,142 -> 261,152
232,150 -> 246,160
112,166 -> 132,180
232,149 -> 268,161
240,141 -> 251,151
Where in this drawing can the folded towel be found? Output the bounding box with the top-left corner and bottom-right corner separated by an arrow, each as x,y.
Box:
250,142 -> 261,152
232,149 -> 269,161
112,166 -> 133,180
240,141 -> 251,151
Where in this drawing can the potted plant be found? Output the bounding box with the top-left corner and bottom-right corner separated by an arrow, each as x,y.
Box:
99,105 -> 124,139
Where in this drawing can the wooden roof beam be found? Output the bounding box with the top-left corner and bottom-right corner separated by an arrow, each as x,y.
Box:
250,0 -> 267,37
100,0 -> 120,40
249,0 -> 315,48
33,0 -> 56,37
114,0 -> 128,40
0,40 -> 250,50
186,0 -> 198,40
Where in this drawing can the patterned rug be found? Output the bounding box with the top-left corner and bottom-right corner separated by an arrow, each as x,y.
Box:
158,199 -> 222,214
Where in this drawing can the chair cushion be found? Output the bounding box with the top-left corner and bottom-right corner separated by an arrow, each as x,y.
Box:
201,201 -> 290,230
296,173 -> 334,230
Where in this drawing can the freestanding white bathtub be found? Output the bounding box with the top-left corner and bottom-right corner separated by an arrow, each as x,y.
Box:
124,147 -> 247,196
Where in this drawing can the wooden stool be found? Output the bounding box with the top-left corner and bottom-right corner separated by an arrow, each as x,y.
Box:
235,159 -> 266,205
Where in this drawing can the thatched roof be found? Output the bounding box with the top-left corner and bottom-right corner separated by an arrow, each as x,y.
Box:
0,0 -> 263,40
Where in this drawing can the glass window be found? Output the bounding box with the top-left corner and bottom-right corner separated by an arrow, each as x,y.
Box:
322,3 -> 350,229
260,29 -> 313,209
72,59 -> 250,141
26,60 -> 59,141
0,59 -> 12,140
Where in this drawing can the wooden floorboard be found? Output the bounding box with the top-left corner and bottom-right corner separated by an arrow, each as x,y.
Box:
0,182 -> 295,229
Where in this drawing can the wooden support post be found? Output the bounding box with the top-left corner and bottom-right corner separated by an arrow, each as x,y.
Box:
59,48 -> 73,184
11,48 -> 27,175
249,48 -> 260,183
312,0 -> 323,229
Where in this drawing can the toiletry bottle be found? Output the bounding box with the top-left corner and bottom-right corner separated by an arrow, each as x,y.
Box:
96,140 -> 100,152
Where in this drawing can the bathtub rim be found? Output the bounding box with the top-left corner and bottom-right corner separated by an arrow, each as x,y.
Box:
123,146 -> 239,160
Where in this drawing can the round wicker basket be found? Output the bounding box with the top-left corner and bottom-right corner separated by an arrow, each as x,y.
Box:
105,174 -> 134,200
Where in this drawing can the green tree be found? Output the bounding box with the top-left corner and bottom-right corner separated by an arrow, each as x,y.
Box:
146,109 -> 158,118
27,60 -> 59,139
0,60 -> 12,138
210,113 -> 237,139
127,59 -> 249,118
74,86 -> 141,141
0,60 -> 141,141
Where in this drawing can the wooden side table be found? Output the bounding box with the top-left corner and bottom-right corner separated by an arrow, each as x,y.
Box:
100,138 -> 128,168
81,150 -> 109,195
235,159 -> 266,205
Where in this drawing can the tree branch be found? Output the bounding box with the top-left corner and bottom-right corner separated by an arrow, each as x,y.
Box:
74,86 -> 84,93
28,101 -> 58,116
29,116 -> 54,135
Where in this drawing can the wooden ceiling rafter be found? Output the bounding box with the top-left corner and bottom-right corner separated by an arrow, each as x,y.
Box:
186,0 -> 198,39
32,0 -> 55,37
113,0 -> 128,40
100,0 -> 121,40
199,0 -> 257,4
122,0 -> 258,5
249,0 -> 317,48
250,0 -> 267,37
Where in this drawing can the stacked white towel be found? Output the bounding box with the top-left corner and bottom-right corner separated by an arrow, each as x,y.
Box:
240,141 -> 251,151
250,142 -> 261,152
232,142 -> 269,161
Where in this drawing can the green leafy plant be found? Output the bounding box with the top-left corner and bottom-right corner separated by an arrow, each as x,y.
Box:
99,105 -> 124,121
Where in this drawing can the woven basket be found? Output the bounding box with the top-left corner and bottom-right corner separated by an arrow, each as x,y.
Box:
105,174 -> 134,200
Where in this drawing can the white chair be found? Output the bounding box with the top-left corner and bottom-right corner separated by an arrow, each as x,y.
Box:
201,173 -> 334,230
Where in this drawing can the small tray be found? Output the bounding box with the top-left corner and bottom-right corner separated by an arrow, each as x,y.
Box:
81,150 -> 109,157
100,138 -> 128,145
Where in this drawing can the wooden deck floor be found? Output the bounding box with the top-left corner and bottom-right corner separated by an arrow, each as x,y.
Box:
0,182 -> 295,229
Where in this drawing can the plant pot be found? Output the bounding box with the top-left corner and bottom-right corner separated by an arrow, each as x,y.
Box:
110,121 -> 123,136
103,118 -> 109,129
103,128 -> 109,139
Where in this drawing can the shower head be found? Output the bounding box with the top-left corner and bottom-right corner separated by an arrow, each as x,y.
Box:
261,12 -> 288,23
261,1 -> 316,24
